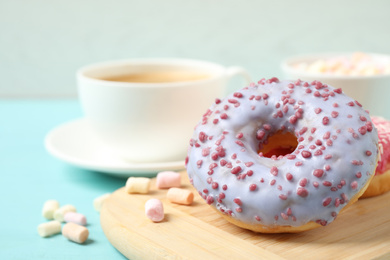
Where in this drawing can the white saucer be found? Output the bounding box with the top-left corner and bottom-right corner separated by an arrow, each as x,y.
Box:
44,118 -> 186,177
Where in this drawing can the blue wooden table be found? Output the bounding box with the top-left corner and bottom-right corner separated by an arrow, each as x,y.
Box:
0,99 -> 128,259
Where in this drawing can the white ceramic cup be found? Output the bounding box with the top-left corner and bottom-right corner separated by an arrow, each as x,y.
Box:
77,58 -> 251,163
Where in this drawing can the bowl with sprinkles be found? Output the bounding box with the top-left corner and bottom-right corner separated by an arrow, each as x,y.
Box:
281,52 -> 390,116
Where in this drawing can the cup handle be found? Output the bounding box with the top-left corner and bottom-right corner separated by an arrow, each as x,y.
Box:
226,66 -> 252,84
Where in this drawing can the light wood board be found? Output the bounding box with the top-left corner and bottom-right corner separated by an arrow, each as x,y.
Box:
100,171 -> 390,259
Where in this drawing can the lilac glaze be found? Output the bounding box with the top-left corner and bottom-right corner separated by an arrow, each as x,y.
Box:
186,78 -> 378,228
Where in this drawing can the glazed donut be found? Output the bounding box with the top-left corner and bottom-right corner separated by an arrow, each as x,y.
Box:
185,78 -> 379,233
361,116 -> 390,198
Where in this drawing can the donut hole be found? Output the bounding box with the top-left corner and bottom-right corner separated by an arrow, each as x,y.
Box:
258,131 -> 298,158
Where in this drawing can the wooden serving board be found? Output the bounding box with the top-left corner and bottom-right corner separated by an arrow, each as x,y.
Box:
100,171 -> 390,259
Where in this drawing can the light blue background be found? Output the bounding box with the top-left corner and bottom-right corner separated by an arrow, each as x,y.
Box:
1,1 -> 390,259
1,0 -> 390,99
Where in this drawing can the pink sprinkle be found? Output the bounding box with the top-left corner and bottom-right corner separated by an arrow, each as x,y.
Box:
202,148 -> 210,157
220,113 -> 228,119
233,198 -> 242,205
270,166 -> 278,176
270,179 -> 276,185
331,111 -> 339,118
197,160 -> 203,168
301,150 -> 312,158
356,172 -> 362,178
365,151 -> 372,156
323,181 -> 332,187
220,159 -> 227,166
262,93 -> 269,99
295,161 -> 303,167
245,162 -> 254,167
249,184 -> 257,191
299,178 -> 308,187
267,77 -> 279,83
334,88 -> 342,94
313,169 -> 324,178
322,116 -> 330,125
281,212 -> 289,220
315,108 -> 322,114
209,163 -> 218,170
215,98 -> 221,104
286,173 -> 293,181
299,127 -> 308,135
289,115 -> 298,124
286,154 -> 296,160
247,170 -> 253,176
206,196 -> 214,205
256,130 -> 266,140
236,132 -> 243,139
233,92 -> 243,98
212,182 -> 219,189
198,132 -> 207,142
222,184 -> 228,190
235,140 -> 244,147
313,181 -> 319,188
322,197 -> 332,207
347,101 -> 355,106
297,187 -> 308,197
231,166 -> 242,174
213,119 -> 219,124
323,131 -> 331,139
351,181 -> 358,190
351,160 -> 363,165
279,194 -> 287,200
358,126 -> 367,135
314,91 -> 321,97
263,124 -> 271,131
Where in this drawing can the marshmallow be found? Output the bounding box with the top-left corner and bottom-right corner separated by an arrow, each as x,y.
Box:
93,193 -> 111,212
167,188 -> 194,205
64,212 -> 87,226
125,177 -> 151,194
62,222 -> 89,244
53,204 -> 77,222
42,199 -> 60,220
37,220 -> 62,237
156,171 -> 181,189
145,198 -> 164,222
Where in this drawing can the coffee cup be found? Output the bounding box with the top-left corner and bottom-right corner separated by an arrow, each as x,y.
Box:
77,58 -> 251,163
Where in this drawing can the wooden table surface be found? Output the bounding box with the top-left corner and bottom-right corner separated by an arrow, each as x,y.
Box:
101,171 -> 390,259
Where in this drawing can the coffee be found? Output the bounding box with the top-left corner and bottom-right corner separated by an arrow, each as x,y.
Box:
100,71 -> 211,83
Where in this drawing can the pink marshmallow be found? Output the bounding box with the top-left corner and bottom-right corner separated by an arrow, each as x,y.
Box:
145,199 -> 164,222
156,171 -> 181,189
64,212 -> 87,226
